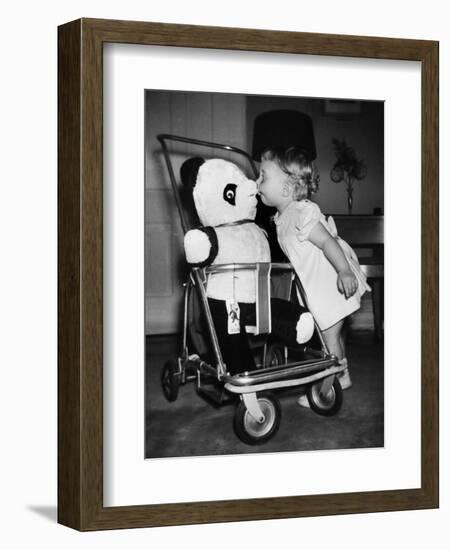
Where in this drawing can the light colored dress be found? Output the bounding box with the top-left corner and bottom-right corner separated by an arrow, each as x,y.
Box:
274,200 -> 371,330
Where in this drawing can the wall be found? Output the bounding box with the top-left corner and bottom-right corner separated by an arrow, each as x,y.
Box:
145,90 -> 247,333
247,95 -> 384,215
146,92 -> 383,333
1,1 -> 448,549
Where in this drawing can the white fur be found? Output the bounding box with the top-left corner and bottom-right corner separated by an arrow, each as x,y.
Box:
184,158 -> 268,302
193,159 -> 258,227
296,312 -> 315,344
206,224 -> 270,302
184,229 -> 211,264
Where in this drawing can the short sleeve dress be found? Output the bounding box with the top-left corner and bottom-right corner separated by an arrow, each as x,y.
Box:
274,200 -> 371,331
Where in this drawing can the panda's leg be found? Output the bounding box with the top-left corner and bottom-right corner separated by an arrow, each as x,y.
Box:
207,299 -> 255,376
270,298 -> 315,346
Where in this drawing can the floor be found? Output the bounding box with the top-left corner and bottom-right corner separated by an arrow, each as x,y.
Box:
145,331 -> 384,459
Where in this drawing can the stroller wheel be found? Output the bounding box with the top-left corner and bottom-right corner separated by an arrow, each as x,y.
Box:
161,359 -> 180,402
307,377 -> 343,416
234,392 -> 281,445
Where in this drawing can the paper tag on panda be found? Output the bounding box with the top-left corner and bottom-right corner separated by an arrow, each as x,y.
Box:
226,299 -> 240,334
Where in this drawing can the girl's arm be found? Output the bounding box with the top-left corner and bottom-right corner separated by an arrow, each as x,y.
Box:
307,223 -> 357,298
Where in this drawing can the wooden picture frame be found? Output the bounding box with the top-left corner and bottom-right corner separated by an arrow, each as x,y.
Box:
58,18 -> 439,531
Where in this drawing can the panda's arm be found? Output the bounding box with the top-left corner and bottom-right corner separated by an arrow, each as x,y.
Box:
184,227 -> 219,267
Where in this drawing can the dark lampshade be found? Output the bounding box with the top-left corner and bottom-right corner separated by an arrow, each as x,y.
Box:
251,109 -> 317,161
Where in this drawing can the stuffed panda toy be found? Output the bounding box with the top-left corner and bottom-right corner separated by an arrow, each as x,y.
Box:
184,158 -> 314,375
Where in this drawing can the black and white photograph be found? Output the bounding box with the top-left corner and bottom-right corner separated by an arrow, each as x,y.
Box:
144,90 -> 384,458
4,0 -> 444,543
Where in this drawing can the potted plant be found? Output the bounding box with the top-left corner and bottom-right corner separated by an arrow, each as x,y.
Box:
330,138 -> 367,214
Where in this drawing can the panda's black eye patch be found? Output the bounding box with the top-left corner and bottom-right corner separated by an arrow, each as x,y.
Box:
223,183 -> 237,206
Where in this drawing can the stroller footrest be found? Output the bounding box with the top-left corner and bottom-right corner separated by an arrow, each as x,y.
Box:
224,365 -> 343,395
224,358 -> 341,388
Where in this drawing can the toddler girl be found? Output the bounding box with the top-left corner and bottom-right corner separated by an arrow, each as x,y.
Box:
257,146 -> 371,403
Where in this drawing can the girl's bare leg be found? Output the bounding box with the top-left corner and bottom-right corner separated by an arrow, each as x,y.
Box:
321,319 -> 345,360
340,319 -> 348,358
297,319 -> 350,407
322,318 -> 352,390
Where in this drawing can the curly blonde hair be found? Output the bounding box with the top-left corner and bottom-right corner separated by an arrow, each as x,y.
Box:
261,146 -> 320,200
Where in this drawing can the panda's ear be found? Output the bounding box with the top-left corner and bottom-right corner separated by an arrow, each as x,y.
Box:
180,157 -> 205,189
223,183 -> 237,206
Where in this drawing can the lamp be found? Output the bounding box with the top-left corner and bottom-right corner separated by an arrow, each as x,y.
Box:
251,109 -> 317,161
251,109 -> 317,262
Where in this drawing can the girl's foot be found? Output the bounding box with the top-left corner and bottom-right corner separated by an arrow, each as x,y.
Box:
337,358 -> 352,389
338,368 -> 352,389
297,393 -> 310,408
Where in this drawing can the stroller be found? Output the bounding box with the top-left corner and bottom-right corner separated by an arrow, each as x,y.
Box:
156,134 -> 346,445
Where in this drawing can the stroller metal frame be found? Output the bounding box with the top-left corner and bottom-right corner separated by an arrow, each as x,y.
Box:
156,133 -> 345,445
